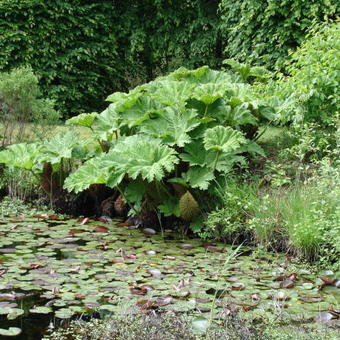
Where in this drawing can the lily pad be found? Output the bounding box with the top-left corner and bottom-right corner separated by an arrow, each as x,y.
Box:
0,327 -> 22,337
29,306 -> 52,314
192,317 -> 209,334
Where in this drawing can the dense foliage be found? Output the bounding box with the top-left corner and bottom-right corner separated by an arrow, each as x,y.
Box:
64,66 -> 273,225
0,0 -> 222,116
274,22 -> 340,126
1,1 -> 337,115
46,311 -> 340,340
0,66 -> 274,226
219,0 -> 339,70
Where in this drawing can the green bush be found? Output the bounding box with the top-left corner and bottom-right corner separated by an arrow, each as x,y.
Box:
62,66 -> 273,225
0,67 -> 59,146
219,0 -> 339,70
276,22 -> 340,126
203,179 -> 257,242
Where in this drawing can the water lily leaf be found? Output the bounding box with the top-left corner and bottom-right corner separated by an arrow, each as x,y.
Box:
0,327 -> 21,337
314,312 -> 335,322
232,283 -> 245,291
99,304 -> 118,312
136,299 -> 155,310
55,308 -> 74,319
148,269 -> 162,277
302,283 -> 314,290
29,306 -> 52,314
93,226 -> 110,233
0,307 -> 15,315
142,228 -> 156,236
280,279 -> 295,289
7,308 -> 24,320
192,317 -> 209,334
180,244 -> 194,250
154,296 -> 172,307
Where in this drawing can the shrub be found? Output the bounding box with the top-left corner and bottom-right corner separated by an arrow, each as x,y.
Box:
0,66 -> 275,224
276,22 -> 340,127
203,179 -> 257,242
0,67 -> 59,147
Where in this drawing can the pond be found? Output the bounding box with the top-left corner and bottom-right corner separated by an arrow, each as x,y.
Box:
0,212 -> 339,339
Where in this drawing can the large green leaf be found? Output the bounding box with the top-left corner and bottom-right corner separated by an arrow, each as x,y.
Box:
92,104 -> 121,140
168,65 -> 209,82
179,141 -> 211,166
66,112 -> 97,128
113,136 -> 179,182
100,136 -> 179,185
63,155 -> 112,193
106,91 -> 129,103
151,80 -> 194,106
198,68 -> 240,84
192,83 -> 227,105
39,131 -> 81,164
183,166 -> 215,190
142,106 -> 200,147
0,142 -> 41,170
117,96 -> 160,128
223,103 -> 258,126
158,198 -> 180,217
124,181 -> 145,204
203,126 -> 244,153
223,59 -> 272,82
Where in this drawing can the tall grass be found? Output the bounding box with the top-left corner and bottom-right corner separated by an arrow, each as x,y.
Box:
251,159 -> 339,263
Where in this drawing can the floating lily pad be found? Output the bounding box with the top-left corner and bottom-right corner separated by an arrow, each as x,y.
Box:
29,306 -> 52,314
0,327 -> 22,337
192,317 -> 209,334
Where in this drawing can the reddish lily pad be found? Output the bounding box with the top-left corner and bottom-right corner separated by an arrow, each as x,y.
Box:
93,226 -> 110,233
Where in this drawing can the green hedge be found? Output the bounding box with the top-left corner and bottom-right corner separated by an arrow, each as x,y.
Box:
1,1 -> 338,116
219,0 -> 339,70
0,0 -> 125,116
0,0 -> 222,116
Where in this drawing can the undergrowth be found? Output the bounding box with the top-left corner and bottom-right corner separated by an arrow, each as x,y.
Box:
44,310 -> 340,340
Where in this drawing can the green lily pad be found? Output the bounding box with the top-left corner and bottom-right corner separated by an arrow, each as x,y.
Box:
192,317 -> 210,334
0,327 -> 22,337
29,306 -> 52,314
